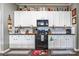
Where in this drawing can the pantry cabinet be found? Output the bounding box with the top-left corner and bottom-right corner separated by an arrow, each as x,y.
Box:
14,11 -> 71,27
9,35 -> 35,49
48,35 -> 76,49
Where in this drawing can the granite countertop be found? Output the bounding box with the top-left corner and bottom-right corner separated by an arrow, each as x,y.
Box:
9,33 -> 36,35
9,33 -> 76,35
48,34 -> 76,35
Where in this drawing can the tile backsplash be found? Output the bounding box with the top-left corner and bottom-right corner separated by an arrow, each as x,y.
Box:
9,26 -> 76,34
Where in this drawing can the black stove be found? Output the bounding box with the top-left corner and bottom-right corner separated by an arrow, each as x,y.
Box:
35,20 -> 49,50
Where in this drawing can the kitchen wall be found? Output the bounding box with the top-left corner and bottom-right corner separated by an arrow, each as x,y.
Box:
0,4 -> 3,51
76,4 -> 79,49
18,4 -> 71,11
3,3 -> 17,50
0,3 -> 17,51
71,3 -> 79,49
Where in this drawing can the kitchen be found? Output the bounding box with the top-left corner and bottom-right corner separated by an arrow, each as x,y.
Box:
0,3 -> 79,56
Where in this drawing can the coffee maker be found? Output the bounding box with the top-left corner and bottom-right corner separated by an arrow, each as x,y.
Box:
35,20 -> 49,50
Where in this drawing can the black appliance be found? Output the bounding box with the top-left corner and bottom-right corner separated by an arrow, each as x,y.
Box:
37,20 -> 48,27
66,29 -> 71,34
35,20 -> 49,50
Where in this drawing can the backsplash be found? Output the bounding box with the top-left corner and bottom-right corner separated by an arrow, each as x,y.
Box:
9,26 -> 76,34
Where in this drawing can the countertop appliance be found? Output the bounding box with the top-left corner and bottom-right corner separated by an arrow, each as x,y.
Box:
66,29 -> 71,34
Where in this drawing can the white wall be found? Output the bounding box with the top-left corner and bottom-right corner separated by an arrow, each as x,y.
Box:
19,5 -> 70,11
0,4 -> 1,51
3,3 -> 16,50
76,4 -> 79,49
0,3 -> 17,51
0,4 -> 4,51
71,3 -> 79,49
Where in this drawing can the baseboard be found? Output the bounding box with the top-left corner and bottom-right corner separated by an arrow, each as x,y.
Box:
0,48 -> 10,54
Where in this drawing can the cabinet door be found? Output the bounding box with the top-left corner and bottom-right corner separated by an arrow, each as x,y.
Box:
53,35 -> 61,49
48,35 -> 54,49
73,35 -> 76,48
21,11 -> 33,26
14,11 -> 22,26
11,35 -> 21,48
64,11 -> 71,26
20,11 -> 27,26
54,12 -> 60,26
24,35 -> 35,49
66,35 -> 74,49
9,35 -> 20,48
19,35 -> 26,48
14,11 -> 35,27
31,11 -> 37,26
47,12 -> 54,26
29,35 -> 35,49
60,35 -> 67,49
48,35 -> 51,49
16,35 -> 22,48
41,11 -> 48,19
36,11 -> 43,19
59,11 -> 65,26
9,35 -> 14,48
36,11 -> 48,20
19,35 -> 29,48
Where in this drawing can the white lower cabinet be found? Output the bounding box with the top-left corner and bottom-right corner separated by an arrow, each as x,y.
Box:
48,35 -> 76,49
60,35 -> 67,49
9,35 -> 19,48
9,35 -> 35,49
66,35 -> 76,49
53,35 -> 61,49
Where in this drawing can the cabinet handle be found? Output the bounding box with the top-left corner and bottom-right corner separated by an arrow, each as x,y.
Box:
65,39 -> 69,40
65,39 -> 66,40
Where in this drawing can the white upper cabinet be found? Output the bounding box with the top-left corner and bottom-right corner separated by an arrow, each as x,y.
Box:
53,11 -> 60,26
59,11 -> 65,26
54,11 -> 71,27
14,11 -> 71,27
36,11 -> 48,20
14,11 -> 21,26
65,11 -> 71,26
20,11 -> 35,26
47,12 -> 54,26
14,11 -> 35,27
